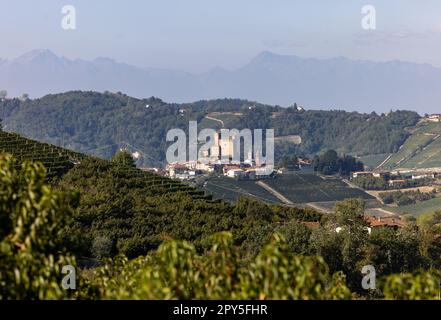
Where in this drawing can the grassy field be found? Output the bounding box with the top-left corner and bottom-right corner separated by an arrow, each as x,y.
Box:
388,197 -> 441,216
358,153 -> 391,170
383,122 -> 441,169
400,136 -> 441,168
264,172 -> 374,204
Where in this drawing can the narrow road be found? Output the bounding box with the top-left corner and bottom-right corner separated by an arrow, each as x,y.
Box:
305,203 -> 332,214
255,181 -> 293,205
376,154 -> 392,170
205,115 -> 224,128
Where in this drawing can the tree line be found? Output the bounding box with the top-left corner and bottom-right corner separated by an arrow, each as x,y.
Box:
0,91 -> 420,166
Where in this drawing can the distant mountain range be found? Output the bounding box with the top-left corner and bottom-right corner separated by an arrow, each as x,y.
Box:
1,49 -> 441,113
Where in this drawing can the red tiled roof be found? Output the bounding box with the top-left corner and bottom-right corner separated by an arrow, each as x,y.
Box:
365,216 -> 406,228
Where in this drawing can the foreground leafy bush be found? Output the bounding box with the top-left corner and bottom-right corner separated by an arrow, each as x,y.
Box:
382,271 -> 441,300
0,154 -> 78,299
0,154 -> 439,300
79,232 -> 351,300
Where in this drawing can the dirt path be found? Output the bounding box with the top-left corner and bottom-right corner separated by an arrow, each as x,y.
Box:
376,154 -> 392,170
370,207 -> 397,217
205,115 -> 224,128
255,181 -> 293,205
305,203 -> 332,214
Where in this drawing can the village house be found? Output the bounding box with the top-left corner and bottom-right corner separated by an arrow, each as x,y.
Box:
167,163 -> 189,178
225,168 -> 245,178
373,171 -> 390,179
411,172 -> 437,180
335,216 -> 405,235
365,216 -> 406,231
351,171 -> 373,179
427,114 -> 441,123
388,179 -> 406,187
223,164 -> 242,175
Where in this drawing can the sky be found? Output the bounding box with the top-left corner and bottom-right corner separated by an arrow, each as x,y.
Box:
1,0 -> 441,72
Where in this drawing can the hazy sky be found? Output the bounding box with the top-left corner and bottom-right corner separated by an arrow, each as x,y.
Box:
2,0 -> 441,72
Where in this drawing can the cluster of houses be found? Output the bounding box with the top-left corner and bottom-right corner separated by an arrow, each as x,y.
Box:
334,216 -> 406,235
166,161 -> 275,180
351,170 -> 439,187
306,215 -> 406,234
166,130 -> 275,180
425,114 -> 441,123
364,215 -> 406,230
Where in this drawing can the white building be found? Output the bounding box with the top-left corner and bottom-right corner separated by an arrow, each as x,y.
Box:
427,114 -> 441,122
412,172 -> 436,180
226,169 -> 245,178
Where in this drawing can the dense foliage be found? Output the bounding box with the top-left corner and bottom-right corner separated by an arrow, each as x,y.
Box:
111,150 -> 137,168
80,232 -> 441,300
0,154 -> 77,299
79,233 -> 352,300
57,157 -> 320,260
312,150 -> 364,176
353,176 -> 434,190
380,190 -> 437,206
0,130 -> 84,179
0,154 -> 440,300
0,91 -> 420,166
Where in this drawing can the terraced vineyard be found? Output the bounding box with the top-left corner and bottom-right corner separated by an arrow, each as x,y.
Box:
264,172 -> 374,204
382,122 -> 441,170
99,165 -> 212,200
204,176 -> 282,204
204,172 -> 374,205
0,130 -> 212,200
0,130 -> 84,178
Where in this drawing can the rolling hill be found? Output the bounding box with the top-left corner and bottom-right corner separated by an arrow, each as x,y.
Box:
380,121 -> 441,170
203,172 -> 376,213
0,91 -> 420,167
0,129 -> 213,200
0,130 -> 84,179
0,128 -> 321,259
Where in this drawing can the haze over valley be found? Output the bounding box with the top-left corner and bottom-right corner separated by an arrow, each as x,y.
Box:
2,49 -> 441,114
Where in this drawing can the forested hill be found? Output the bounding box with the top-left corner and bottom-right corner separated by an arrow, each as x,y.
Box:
0,126 -> 322,261
0,91 -> 420,166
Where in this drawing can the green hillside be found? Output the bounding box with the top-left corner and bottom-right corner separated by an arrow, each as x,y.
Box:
2,118 -> 441,301
0,130 -> 84,178
388,197 -> 441,216
203,172 -> 374,206
382,122 -> 441,170
0,128 -> 321,260
357,153 -> 391,170
264,172 -> 374,203
204,176 -> 282,204
0,91 -> 420,166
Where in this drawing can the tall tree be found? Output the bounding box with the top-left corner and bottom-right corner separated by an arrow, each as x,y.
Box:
111,150 -> 136,168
